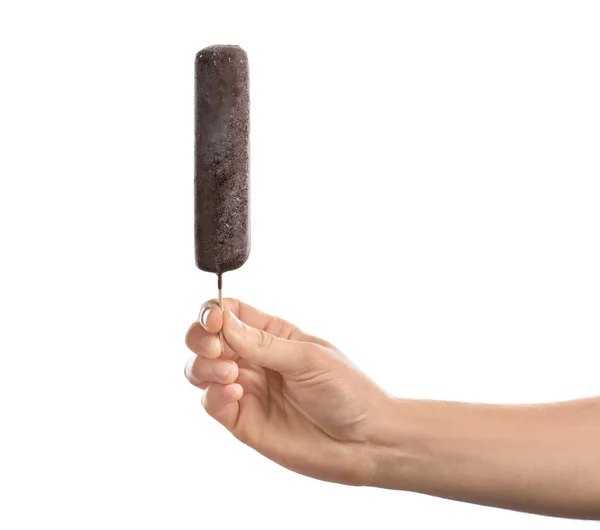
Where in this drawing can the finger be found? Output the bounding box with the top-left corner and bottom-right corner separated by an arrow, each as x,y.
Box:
224,298 -> 306,341
224,298 -> 272,330
187,356 -> 239,385
184,355 -> 209,389
202,383 -> 243,430
198,301 -> 223,333
222,309 -> 316,374
185,322 -> 222,359
187,298 -> 276,361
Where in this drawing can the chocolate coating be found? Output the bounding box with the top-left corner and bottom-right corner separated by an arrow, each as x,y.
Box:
195,45 -> 250,274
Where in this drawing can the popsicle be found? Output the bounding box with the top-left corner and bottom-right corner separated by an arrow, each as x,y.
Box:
194,45 -> 250,336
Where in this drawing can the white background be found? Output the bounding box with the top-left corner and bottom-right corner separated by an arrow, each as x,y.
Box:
1,1 -> 599,528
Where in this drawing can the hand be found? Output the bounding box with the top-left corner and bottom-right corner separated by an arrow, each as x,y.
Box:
184,298 -> 392,486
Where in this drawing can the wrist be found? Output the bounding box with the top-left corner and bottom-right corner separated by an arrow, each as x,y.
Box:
366,397 -> 437,490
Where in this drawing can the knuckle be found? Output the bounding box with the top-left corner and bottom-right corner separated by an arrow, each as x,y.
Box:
265,316 -> 298,340
280,321 -> 299,341
301,342 -> 326,364
257,329 -> 274,351
265,316 -> 284,336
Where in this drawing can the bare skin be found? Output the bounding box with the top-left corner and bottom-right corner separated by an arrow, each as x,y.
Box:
184,298 -> 600,519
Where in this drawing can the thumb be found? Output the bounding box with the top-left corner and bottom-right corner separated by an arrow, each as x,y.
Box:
222,309 -> 313,374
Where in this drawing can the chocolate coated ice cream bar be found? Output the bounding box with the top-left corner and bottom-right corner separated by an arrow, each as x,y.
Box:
194,45 -> 250,279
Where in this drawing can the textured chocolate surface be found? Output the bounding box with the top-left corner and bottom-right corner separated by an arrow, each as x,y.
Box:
195,45 -> 250,274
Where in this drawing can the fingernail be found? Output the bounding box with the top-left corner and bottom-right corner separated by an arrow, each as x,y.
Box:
227,310 -> 242,333
198,300 -> 219,331
215,362 -> 232,379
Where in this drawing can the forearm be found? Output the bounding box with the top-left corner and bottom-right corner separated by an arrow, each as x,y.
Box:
369,397 -> 600,519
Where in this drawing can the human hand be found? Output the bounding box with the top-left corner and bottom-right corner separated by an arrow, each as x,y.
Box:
184,299 -> 392,486
185,300 -> 600,519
